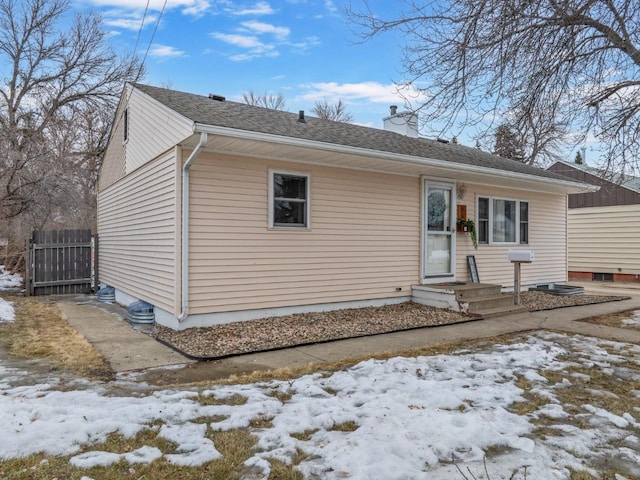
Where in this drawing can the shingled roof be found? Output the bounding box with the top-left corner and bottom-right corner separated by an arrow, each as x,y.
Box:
550,160 -> 640,193
133,83 -> 573,183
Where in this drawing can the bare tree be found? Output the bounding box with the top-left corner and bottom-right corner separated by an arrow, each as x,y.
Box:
0,0 -> 141,270
311,99 -> 354,123
242,91 -> 287,110
347,0 -> 640,171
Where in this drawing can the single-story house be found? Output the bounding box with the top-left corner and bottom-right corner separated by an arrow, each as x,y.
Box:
547,160 -> 640,283
98,83 -> 592,330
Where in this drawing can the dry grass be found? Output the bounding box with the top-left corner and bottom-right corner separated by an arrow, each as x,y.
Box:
578,309 -> 640,329
330,420 -> 359,432
197,392 -> 248,406
0,295 -> 112,380
290,429 -> 319,441
511,376 -> 551,415
0,424 -> 311,480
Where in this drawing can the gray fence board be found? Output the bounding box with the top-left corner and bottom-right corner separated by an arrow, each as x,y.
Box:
27,229 -> 94,296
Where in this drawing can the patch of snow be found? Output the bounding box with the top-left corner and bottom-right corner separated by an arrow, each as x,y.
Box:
160,423 -> 222,466
0,297 -> 15,323
70,451 -> 124,468
0,265 -> 22,290
621,318 -> 640,326
70,446 -> 162,468
583,404 -> 629,428
0,333 -> 639,478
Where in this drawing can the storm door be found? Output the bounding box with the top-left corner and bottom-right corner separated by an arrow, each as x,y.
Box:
423,180 -> 455,279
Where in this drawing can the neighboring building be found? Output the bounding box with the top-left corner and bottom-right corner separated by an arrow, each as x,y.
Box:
548,160 -> 640,283
98,83 -> 590,330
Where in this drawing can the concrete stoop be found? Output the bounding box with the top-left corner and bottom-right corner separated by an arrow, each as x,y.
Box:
412,283 -> 528,319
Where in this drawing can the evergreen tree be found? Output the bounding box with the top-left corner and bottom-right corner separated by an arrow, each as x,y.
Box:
493,124 -> 525,161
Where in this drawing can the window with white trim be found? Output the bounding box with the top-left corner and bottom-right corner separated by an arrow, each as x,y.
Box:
477,196 -> 529,244
269,170 -> 310,228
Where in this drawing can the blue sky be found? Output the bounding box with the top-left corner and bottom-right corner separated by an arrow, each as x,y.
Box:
76,0 -> 424,133
71,0 -> 600,162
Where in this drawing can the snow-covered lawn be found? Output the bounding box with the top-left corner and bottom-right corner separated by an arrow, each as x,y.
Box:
1,332 -> 639,479
0,264 -> 22,291
0,297 -> 14,323
622,310 -> 640,328
0,265 -> 21,323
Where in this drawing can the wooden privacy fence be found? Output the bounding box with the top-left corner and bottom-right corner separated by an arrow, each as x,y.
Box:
25,229 -> 98,296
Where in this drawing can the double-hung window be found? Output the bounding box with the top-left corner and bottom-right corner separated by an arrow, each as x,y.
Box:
269,170 -> 310,228
477,196 -> 529,244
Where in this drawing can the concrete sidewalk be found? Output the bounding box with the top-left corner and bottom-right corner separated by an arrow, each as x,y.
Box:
57,281 -> 640,383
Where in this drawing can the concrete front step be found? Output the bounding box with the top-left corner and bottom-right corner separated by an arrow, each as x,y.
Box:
475,304 -> 529,319
453,284 -> 502,301
412,283 -> 530,318
466,293 -> 516,312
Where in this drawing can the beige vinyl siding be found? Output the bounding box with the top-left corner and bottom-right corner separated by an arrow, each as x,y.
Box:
99,99 -> 127,191
188,153 -> 420,314
97,151 -> 179,313
125,89 -> 193,174
454,184 -> 567,287
568,204 -> 640,274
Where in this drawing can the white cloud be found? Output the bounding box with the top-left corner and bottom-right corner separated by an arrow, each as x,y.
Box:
241,20 -> 289,40
103,11 -> 158,31
86,0 -> 210,16
230,1 -> 274,16
229,50 -> 279,62
149,44 -> 187,58
298,81 -> 419,105
324,0 -> 338,14
211,32 -> 278,61
210,2 -> 320,61
182,0 -> 210,15
211,33 -> 265,49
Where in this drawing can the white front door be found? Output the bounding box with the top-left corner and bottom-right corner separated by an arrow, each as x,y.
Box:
423,180 -> 456,280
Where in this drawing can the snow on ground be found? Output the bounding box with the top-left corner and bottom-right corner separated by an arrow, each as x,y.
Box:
1,332 -> 639,479
0,297 -> 15,323
0,265 -> 22,291
0,265 -> 21,322
621,310 -> 640,328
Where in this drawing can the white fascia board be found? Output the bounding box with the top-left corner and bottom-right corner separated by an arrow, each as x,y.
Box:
193,123 -> 596,194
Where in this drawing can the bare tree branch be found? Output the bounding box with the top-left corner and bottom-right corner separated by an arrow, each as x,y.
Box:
242,90 -> 287,110
347,0 -> 640,170
0,0 -> 141,268
311,99 -> 354,123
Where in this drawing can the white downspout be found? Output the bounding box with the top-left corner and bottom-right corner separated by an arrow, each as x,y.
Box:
178,132 -> 208,322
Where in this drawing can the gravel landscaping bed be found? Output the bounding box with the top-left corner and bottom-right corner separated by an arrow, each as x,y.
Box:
153,291 -> 629,359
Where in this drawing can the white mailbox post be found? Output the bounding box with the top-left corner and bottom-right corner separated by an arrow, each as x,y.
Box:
508,250 -> 535,305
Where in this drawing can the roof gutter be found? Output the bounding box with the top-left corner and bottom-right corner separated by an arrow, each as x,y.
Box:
194,123 -> 596,194
178,131 -> 208,322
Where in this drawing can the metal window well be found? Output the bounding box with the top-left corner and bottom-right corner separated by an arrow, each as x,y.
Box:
530,284 -> 585,296
126,300 -> 155,324
97,286 -> 115,303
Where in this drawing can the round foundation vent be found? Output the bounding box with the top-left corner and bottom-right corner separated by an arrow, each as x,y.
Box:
126,300 -> 155,324
97,286 -> 115,303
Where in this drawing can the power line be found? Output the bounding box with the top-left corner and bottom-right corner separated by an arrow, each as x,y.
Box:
136,0 -> 168,83
132,0 -> 151,68
107,0 -> 168,152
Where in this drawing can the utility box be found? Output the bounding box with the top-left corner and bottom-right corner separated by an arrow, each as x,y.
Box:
508,249 -> 535,263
